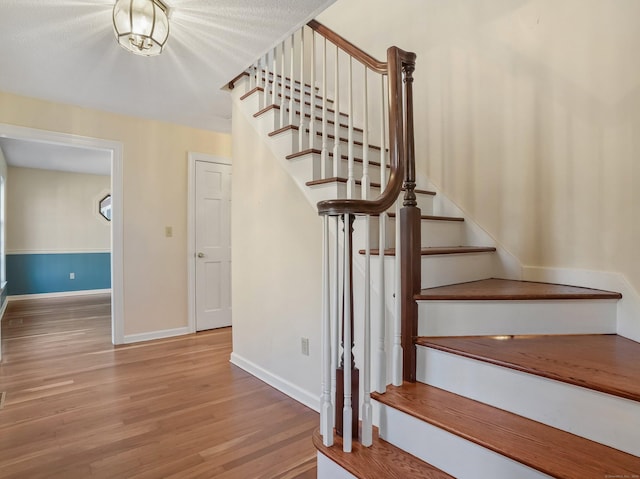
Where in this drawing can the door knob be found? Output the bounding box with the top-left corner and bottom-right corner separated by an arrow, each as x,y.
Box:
197,252 -> 205,258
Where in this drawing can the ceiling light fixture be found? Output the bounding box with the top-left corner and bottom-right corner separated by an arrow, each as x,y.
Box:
113,0 -> 170,56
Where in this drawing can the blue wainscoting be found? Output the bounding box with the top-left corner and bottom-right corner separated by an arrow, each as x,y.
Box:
6,253 -> 111,296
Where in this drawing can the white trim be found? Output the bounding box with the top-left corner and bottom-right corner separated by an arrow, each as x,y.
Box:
123,326 -> 192,344
9,288 -> 112,301
230,352 -> 320,412
522,265 -> 640,343
0,123 -> 125,345
6,249 -> 111,254
187,152 -> 232,334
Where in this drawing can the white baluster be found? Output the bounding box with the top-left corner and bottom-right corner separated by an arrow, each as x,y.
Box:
332,215 -> 340,427
393,199 -> 402,386
361,67 -> 369,200
321,37 -> 328,179
321,215 -> 333,446
309,32 -> 316,153
346,57 -> 355,199
289,33 -> 295,127
249,61 -> 256,91
298,28 -> 307,150
280,41 -> 287,127
342,213 -> 352,453
362,213 -> 373,447
377,74 -> 388,394
271,46 -> 278,111
332,45 -> 341,178
262,54 -> 269,109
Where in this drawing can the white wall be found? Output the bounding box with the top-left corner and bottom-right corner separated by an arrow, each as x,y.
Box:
318,0 -> 640,312
6,166 -> 110,253
0,91 -> 231,337
230,101 -> 322,409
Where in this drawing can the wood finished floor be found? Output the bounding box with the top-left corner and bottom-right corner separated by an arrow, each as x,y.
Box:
0,294 -> 318,479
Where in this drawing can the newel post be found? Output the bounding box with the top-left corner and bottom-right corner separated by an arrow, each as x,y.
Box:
399,61 -> 421,383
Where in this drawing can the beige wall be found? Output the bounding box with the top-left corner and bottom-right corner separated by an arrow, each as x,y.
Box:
231,101 -> 322,402
319,0 -> 640,291
0,91 -> 231,336
6,167 -> 110,253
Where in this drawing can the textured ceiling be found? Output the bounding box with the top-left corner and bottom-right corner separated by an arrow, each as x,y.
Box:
0,0 -> 335,133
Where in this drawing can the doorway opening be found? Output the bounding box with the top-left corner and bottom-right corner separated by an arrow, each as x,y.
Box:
0,124 -> 124,344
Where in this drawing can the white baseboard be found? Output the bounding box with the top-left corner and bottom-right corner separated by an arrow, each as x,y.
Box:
123,326 -> 192,344
8,289 -> 112,301
230,352 -> 320,412
523,266 -> 640,343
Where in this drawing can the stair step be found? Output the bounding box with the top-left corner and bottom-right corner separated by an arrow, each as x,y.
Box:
373,382 -> 640,479
305,177 -> 436,197
416,334 -> 640,402
415,278 -> 619,337
416,278 -> 622,300
313,428 -> 453,479
362,246 -> 496,256
286,147 -> 387,168
386,212 -> 464,222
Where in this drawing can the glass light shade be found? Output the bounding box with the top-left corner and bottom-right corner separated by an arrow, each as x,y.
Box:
113,0 -> 169,56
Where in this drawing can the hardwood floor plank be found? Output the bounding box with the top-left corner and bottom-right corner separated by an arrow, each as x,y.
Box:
0,295 -> 319,478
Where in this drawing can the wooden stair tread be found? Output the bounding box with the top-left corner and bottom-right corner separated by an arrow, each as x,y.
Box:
286,148 -> 389,168
312,428 -> 453,479
307,176 -> 383,189
253,100 -> 345,119
386,212 -> 464,222
304,176 -> 435,195
362,246 -> 496,256
416,334 -> 640,402
372,382 -> 640,479
416,278 -> 622,300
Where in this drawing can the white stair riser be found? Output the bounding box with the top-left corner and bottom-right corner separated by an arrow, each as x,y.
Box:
421,252 -> 496,288
417,300 -> 618,336
317,452 -> 358,479
416,347 -> 640,456
377,402 -> 551,479
369,217 -> 464,249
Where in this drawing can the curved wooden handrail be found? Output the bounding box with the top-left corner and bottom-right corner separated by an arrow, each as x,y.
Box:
308,20 -> 388,74
317,46 -> 416,217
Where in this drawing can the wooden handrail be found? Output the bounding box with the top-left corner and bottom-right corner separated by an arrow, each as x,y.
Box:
307,20 -> 387,74
316,46 -> 416,217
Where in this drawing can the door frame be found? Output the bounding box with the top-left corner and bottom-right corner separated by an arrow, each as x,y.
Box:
0,123 -> 125,344
187,152 -> 232,333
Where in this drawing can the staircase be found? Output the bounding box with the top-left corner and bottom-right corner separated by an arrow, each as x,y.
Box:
228,21 -> 640,479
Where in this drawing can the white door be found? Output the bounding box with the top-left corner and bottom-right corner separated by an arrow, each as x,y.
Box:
195,160 -> 232,331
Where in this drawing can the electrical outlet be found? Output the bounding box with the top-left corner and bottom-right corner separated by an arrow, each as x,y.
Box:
301,337 -> 309,356
69,272 -> 75,280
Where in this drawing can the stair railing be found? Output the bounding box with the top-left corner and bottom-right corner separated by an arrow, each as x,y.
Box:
245,21 -> 418,452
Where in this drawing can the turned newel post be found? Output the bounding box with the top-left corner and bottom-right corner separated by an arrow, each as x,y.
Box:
399,60 -> 421,382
